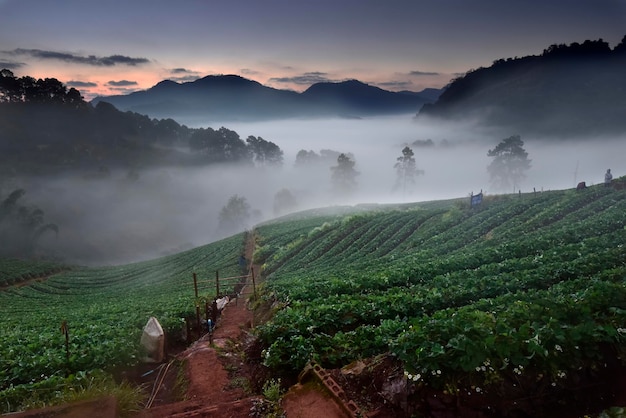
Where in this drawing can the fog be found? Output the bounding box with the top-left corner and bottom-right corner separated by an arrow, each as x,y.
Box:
11,115 -> 625,266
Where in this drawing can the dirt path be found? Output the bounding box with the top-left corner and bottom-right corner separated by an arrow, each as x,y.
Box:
134,230 -> 358,418
136,234 -> 259,417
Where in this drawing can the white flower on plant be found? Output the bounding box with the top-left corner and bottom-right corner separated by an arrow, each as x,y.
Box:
555,344 -> 563,352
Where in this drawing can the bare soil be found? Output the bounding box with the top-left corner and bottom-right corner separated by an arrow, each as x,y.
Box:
130,232 -> 360,418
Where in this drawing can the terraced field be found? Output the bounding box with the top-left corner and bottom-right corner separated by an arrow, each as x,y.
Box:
0,233 -> 246,412
2,185 -> 625,415
255,186 -> 626,414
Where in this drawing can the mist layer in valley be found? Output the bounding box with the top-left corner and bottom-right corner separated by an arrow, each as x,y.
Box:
8,115 -> 624,266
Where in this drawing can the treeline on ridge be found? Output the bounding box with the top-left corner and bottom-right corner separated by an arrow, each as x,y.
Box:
418,36 -> 626,136
0,69 -> 283,176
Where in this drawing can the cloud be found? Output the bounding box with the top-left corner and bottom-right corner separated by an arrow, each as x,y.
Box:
108,87 -> 141,95
269,72 -> 336,85
171,68 -> 193,74
107,80 -> 138,87
67,80 -> 98,87
171,75 -> 201,83
166,68 -> 201,83
240,68 -> 260,76
0,60 -> 25,69
409,70 -> 441,76
376,80 -> 414,90
9,48 -> 150,66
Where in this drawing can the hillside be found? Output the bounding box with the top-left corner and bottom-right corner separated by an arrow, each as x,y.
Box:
0,70 -> 287,176
417,36 -> 626,137
1,183 -> 625,416
91,75 -> 436,122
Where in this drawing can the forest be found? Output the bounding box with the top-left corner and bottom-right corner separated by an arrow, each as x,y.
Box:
0,69 -> 283,176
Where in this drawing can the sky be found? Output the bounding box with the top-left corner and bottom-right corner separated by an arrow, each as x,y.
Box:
1,0 -> 625,100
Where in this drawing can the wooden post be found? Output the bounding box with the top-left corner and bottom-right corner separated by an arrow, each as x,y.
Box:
251,267 -> 257,300
60,320 -> 70,375
193,272 -> 198,298
211,300 -> 218,324
215,270 -> 220,298
195,305 -> 201,336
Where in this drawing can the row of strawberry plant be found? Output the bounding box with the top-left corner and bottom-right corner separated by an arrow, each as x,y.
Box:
0,258 -> 70,287
260,230 -> 625,348
0,233 -> 245,405
256,187 -> 626,389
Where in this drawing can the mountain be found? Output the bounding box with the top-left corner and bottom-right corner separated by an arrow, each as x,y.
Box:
91,75 -> 436,123
417,36 -> 626,137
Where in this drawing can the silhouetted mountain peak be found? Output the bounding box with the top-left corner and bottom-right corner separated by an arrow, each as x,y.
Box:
92,75 -> 431,122
303,79 -> 385,96
151,79 -> 179,91
193,74 -> 264,89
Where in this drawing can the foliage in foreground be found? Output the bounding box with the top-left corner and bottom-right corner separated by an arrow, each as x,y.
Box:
0,369 -> 144,417
255,186 -> 626,408
0,233 -> 245,413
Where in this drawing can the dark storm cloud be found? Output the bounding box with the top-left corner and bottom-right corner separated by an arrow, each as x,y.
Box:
66,80 -> 98,87
409,70 -> 440,76
269,72 -> 335,85
107,80 -> 138,87
9,49 -> 150,66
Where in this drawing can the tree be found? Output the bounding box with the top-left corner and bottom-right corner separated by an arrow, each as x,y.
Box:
330,153 -> 359,195
0,189 -> 58,257
487,135 -> 531,192
246,135 -> 284,167
190,127 -> 251,164
394,146 -> 424,196
273,188 -> 297,216
294,149 -> 320,167
218,195 -> 251,235
0,69 -> 22,102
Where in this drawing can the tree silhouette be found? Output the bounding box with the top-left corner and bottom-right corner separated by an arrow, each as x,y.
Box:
330,153 -> 359,195
218,195 -> 251,235
0,189 -> 58,257
246,135 -> 284,167
189,127 -> 251,164
487,135 -> 531,192
273,188 -> 297,216
394,146 -> 424,196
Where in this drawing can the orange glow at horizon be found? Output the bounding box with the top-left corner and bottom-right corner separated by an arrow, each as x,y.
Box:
8,62 -> 452,102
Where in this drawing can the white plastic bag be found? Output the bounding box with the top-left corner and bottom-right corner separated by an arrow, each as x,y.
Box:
140,316 -> 165,363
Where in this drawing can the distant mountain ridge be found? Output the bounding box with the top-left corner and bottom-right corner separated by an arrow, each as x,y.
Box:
91,76 -> 439,123
417,36 -> 626,137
